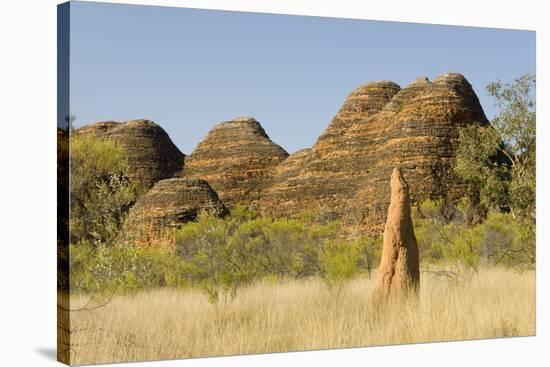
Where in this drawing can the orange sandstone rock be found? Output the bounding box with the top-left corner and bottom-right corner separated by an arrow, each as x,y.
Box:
179,116 -> 288,208
260,73 -> 488,232
77,119 -> 185,191
118,178 -> 227,248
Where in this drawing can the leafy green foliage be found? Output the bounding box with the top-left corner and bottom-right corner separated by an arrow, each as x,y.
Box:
351,236 -> 382,278
455,73 -> 535,222
455,125 -> 509,212
232,218 -> 315,279
174,209 -> 340,303
70,135 -> 138,246
453,74 -> 535,272
68,201 -> 534,298
413,200 -> 534,271
69,242 -> 187,293
175,212 -> 250,303
478,212 -> 535,270
319,240 -> 360,292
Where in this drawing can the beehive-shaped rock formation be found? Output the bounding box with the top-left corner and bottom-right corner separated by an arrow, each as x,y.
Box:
179,117 -> 288,208
259,81 -> 402,219
77,119 -> 185,190
356,73 -> 489,231
259,148 -> 312,214
373,168 -> 420,299
260,73 -> 488,232
119,178 -> 227,248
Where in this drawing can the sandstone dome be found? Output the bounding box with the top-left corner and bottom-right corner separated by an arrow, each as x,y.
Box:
77,119 -> 185,190
259,73 -> 489,232
118,178 -> 227,248
179,116 -> 288,208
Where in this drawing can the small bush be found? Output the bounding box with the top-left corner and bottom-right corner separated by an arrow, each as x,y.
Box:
175,212 -> 251,304
319,240 -> 360,293
69,242 -> 187,294
174,211 -> 340,303
353,236 -> 382,278
70,135 -> 138,246
68,199 -> 534,297
477,212 -> 535,270
413,199 -> 535,271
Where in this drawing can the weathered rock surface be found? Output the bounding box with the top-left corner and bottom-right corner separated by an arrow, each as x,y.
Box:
75,72 -> 489,243
356,73 -> 489,231
260,73 -> 488,232
259,148 -> 312,214
77,119 -> 185,190
179,117 -> 288,208
259,81 -> 401,219
119,178 -> 227,248
373,168 -> 420,298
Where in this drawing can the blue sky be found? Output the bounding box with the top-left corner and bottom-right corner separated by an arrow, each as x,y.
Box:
69,1 -> 535,154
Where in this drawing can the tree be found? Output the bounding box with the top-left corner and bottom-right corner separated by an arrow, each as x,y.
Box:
230,217 -> 320,280
455,73 -> 535,222
319,240 -> 360,298
174,210 -> 340,304
413,199 -> 535,271
175,212 -> 251,304
70,135 -> 138,246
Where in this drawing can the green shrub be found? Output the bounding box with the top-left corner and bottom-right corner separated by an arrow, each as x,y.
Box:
69,242 -> 187,294
455,74 -> 535,222
413,199 -> 448,264
438,223 -> 483,273
175,212 -> 251,304
174,210 -> 340,303
477,212 -> 535,270
319,240 -> 360,292
353,236 -> 382,277
68,198 -> 534,297
231,217 -> 306,279
413,199 -> 535,271
70,135 -> 138,246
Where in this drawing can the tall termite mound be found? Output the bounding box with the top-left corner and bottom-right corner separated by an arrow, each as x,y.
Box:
373,167 -> 420,299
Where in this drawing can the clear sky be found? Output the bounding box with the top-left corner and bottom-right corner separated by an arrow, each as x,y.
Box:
69,1 -> 535,154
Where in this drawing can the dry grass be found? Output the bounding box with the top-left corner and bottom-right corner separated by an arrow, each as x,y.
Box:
66,267 -> 535,365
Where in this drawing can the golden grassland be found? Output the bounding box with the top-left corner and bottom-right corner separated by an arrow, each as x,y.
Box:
65,267 -> 535,365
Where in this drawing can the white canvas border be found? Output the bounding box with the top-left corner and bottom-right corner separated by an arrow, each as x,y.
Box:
0,0 -> 546,366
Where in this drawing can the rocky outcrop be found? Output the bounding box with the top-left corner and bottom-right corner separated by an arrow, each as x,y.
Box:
355,73 -> 489,231
260,73 -> 488,232
259,148 -> 312,214
259,81 -> 401,219
74,72 -> 489,241
119,178 -> 227,248
373,168 -> 420,298
179,117 -> 288,208
77,119 -> 185,190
